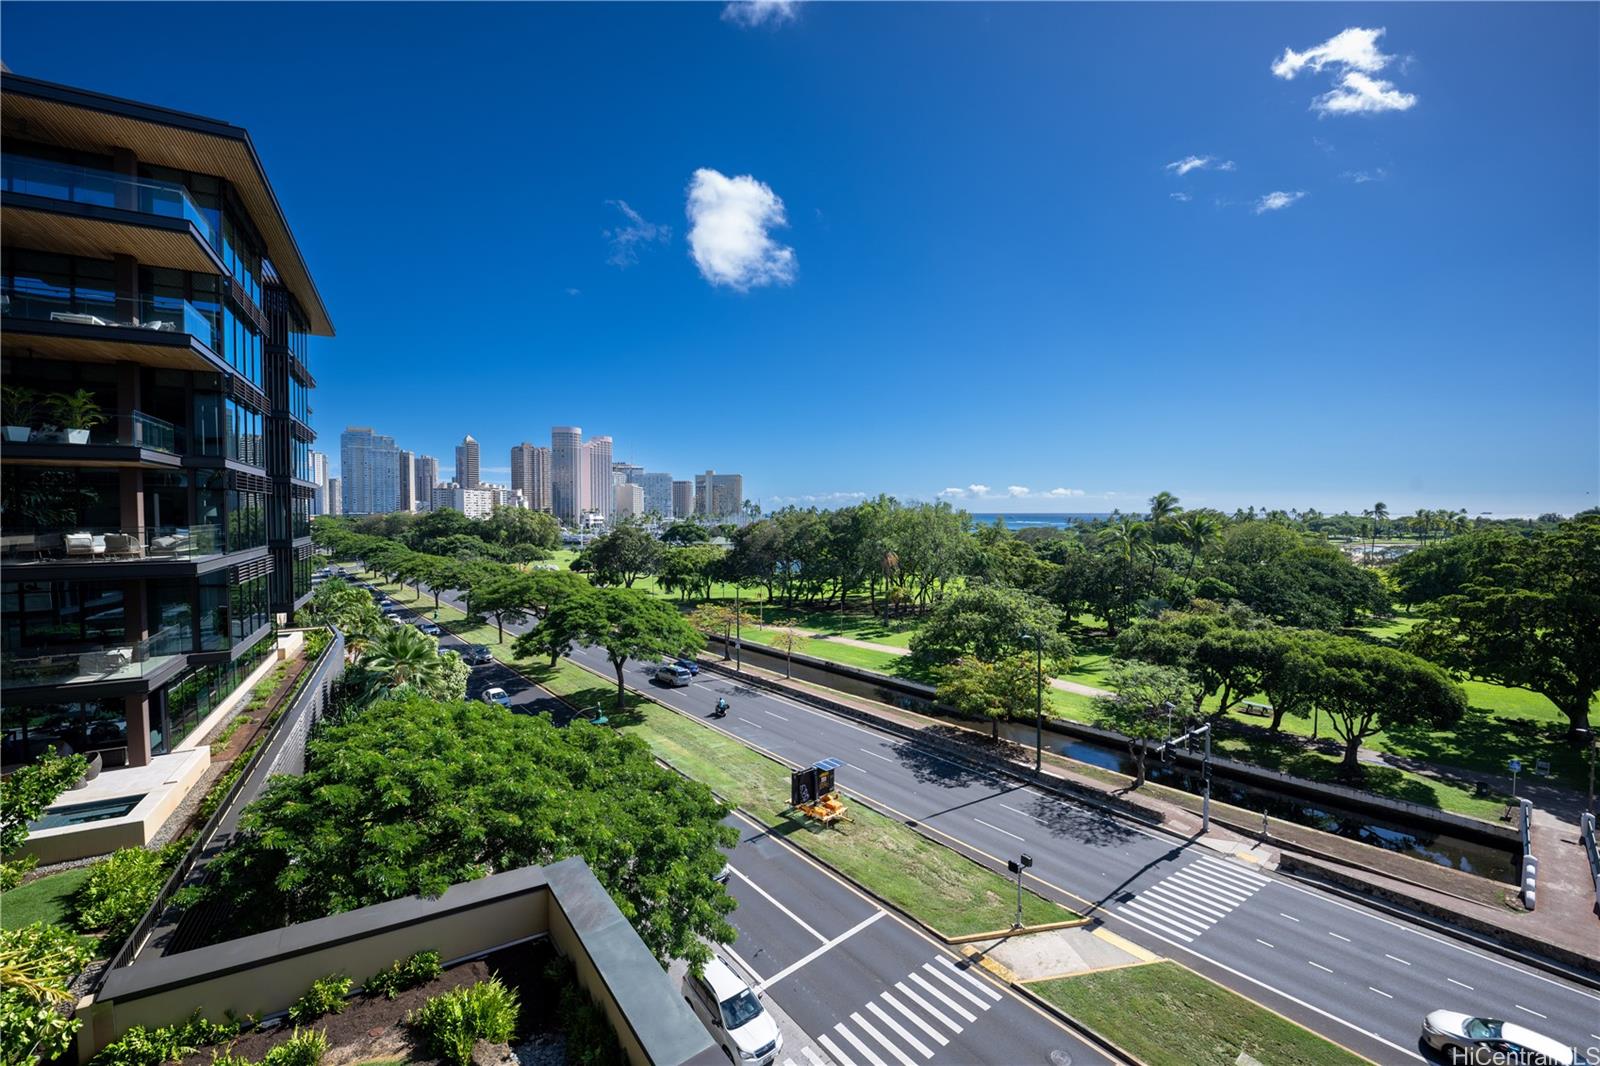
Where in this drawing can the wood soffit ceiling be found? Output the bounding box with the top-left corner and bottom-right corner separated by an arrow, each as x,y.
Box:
2,76 -> 334,336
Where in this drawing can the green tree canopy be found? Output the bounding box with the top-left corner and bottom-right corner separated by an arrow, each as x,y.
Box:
1092,661 -> 1198,788
482,505 -> 561,549
580,524 -> 663,588
936,653 -> 1051,738
661,521 -> 711,546
200,696 -> 738,966
1407,515 -> 1600,740
910,584 -> 1070,665
1305,635 -> 1467,772
1116,607 -> 1271,718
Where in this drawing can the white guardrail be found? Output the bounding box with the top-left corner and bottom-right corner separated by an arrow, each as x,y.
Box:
1519,798 -> 1537,910
1581,812 -> 1600,912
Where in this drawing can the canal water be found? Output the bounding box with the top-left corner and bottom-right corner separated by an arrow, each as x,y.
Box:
720,639 -> 1521,884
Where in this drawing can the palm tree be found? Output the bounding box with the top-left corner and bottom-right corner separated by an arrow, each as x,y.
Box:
1099,517 -> 1150,626
1372,501 -> 1389,557
360,625 -> 446,695
1147,491 -> 1182,534
1175,511 -> 1220,577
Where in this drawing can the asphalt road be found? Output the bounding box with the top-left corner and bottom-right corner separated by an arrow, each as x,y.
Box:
350,572 -> 1600,1065
715,809 -> 1112,1066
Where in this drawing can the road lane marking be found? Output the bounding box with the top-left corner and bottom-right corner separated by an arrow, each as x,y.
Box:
723,945 -> 765,984
1125,898 -> 1209,935
1515,1005 -> 1546,1019
1369,987 -> 1393,999
1309,961 -> 1334,973
858,747 -> 895,762
1279,912 -> 1301,922
848,763 -> 870,773
922,961 -> 992,1010
998,802 -> 1030,817
1256,939 -> 1275,949
818,1033 -> 860,1066
1448,978 -> 1474,990
1329,932 -> 1351,943
836,1022 -> 891,1066
755,910 -> 884,991
934,954 -> 1003,1001
1194,856 -> 1270,884
764,709 -> 790,721
740,718 -> 764,728
802,1050 -> 827,1066
893,982 -> 961,1034
1385,954 -> 1410,965
1174,867 -> 1252,900
1116,907 -> 1194,943
852,1011 -> 919,1066
973,817 -> 1025,842
1149,881 -> 1234,919
881,991 -> 948,1046
728,864 -> 828,944
867,1000 -> 934,1058
908,972 -> 978,1023
1120,904 -> 1200,940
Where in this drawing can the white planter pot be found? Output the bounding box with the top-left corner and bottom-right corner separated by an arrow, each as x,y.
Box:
3,426 -> 30,442
66,428 -> 90,444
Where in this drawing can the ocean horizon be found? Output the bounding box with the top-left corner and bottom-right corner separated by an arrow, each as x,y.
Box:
969,512 -> 1113,529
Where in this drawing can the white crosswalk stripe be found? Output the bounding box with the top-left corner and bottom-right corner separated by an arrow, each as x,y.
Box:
788,955 -> 1001,1065
1116,856 -> 1269,943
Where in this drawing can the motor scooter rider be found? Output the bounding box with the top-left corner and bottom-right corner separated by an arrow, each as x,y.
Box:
713,697 -> 729,718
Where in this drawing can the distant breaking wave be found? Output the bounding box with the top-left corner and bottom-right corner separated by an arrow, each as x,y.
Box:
968,513 -> 1113,529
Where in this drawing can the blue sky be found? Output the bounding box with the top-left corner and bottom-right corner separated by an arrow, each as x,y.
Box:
5,2 -> 1596,516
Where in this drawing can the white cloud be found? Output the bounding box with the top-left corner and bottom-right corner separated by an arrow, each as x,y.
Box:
686,168 -> 797,291
565,287 -> 581,296
1254,190 -> 1307,214
1170,192 -> 1192,203
1006,485 -> 1030,498
1272,28 -> 1416,116
721,0 -> 798,28
604,200 -> 670,267
1049,488 -> 1085,497
967,484 -> 991,497
1313,72 -> 1417,115
1166,155 -> 1235,177
938,487 -> 967,498
769,491 -> 867,505
1272,27 -> 1391,79
1341,167 -> 1389,183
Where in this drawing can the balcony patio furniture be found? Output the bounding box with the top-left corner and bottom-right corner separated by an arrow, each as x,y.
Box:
49,311 -> 110,326
148,531 -> 190,556
102,533 -> 143,558
64,532 -> 106,557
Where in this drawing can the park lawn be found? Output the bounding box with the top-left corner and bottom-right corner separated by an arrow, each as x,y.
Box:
752,606 -> 922,648
613,693 -> 1078,937
1028,962 -> 1366,1066
1,866 -> 93,931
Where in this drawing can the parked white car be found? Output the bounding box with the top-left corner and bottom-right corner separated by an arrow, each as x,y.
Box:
683,958 -> 781,1066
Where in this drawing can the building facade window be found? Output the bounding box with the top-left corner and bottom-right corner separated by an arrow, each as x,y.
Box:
222,305 -> 262,387
226,399 -> 265,467
226,484 -> 267,551
220,212 -> 262,307
2,579 -> 125,652
0,697 -> 127,770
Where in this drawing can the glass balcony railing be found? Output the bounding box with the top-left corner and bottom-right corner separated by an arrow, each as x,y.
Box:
0,289 -> 217,350
0,525 -> 223,564
1,154 -> 218,249
4,409 -> 180,452
1,624 -> 191,686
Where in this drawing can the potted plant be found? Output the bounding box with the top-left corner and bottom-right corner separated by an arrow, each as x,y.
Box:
47,389 -> 106,444
2,385 -> 39,442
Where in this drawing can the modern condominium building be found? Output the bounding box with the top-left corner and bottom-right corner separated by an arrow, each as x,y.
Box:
326,477 -> 342,516
339,426 -> 400,515
550,425 -> 583,525
413,454 -> 440,512
0,72 -> 332,771
585,435 -> 613,522
431,483 -> 493,519
511,442 -> 551,512
454,434 -> 480,489
694,471 -> 745,518
614,482 -> 643,520
640,472 -> 674,519
397,449 -> 416,513
672,480 -> 693,519
309,450 -> 329,515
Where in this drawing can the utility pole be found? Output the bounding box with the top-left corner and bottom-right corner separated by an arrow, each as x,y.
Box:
734,583 -> 742,673
1165,722 -> 1213,834
1006,853 -> 1032,929
1020,632 -> 1044,772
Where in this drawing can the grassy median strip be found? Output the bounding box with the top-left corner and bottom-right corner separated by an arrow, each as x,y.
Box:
1029,962 -> 1367,1066
611,683 -> 1078,937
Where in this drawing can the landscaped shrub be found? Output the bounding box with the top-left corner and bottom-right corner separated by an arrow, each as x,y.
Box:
1,751 -> 88,890
89,1010 -> 248,1066
543,958 -> 620,1066
259,1027 -> 328,1066
71,842 -> 185,942
363,950 -> 442,1000
195,738 -> 265,823
0,922 -> 93,1066
406,978 -> 519,1066
286,974 -> 351,1023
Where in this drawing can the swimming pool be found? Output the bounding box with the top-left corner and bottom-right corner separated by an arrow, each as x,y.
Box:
28,794 -> 144,830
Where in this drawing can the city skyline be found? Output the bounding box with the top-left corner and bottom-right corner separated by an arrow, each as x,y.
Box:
4,4 -> 1592,516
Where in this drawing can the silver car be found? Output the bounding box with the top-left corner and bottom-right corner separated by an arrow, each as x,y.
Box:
654,665 -> 693,687
1421,1011 -> 1576,1065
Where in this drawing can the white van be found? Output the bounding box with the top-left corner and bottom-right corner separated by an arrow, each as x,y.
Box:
683,958 -> 781,1066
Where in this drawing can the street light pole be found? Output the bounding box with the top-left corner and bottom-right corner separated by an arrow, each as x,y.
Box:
734,583 -> 742,673
1020,632 -> 1043,772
